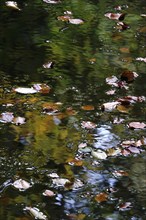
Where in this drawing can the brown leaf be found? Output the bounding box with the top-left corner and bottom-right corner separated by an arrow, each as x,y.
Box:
128,122 -> 146,129
113,170 -> 129,177
66,158 -> 83,166
33,84 -> 51,94
57,15 -> 71,21
116,104 -> 132,113
95,192 -> 108,203
120,70 -> 138,83
81,105 -> 95,111
119,47 -> 130,53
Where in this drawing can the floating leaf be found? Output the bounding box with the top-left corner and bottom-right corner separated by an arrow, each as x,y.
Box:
128,122 -> 146,129
69,18 -> 84,25
43,189 -> 55,197
81,121 -> 97,129
95,192 -> 108,202
91,150 -> 107,160
25,207 -> 47,220
13,179 -> 31,191
101,101 -> 120,112
6,1 -> 21,10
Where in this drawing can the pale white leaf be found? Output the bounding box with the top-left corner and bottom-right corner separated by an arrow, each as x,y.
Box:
43,189 -> 55,197
13,179 -> 31,191
6,1 -> 21,10
69,18 -> 84,25
25,207 -> 47,220
91,150 -> 107,160
14,87 -> 38,94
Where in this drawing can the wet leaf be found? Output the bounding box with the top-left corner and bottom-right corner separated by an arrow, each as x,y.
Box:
33,84 -> 51,94
42,189 -> 55,197
136,57 -> 146,62
101,101 -> 120,112
95,192 -> 108,202
113,170 -> 129,177
52,178 -> 70,187
25,207 -> 47,220
43,61 -> 53,69
120,70 -> 138,83
106,89 -> 116,95
118,202 -> 132,211
71,179 -> 84,190
128,146 -> 141,154
13,179 -> 31,191
69,18 -> 84,25
106,147 -> 121,156
91,150 -> 107,160
6,1 -> 21,10
57,15 -> 71,22
106,75 -> 118,86
81,105 -> 95,111
81,121 -> 97,129
116,22 -> 130,31
128,122 -> 146,129
48,173 -> 59,178
104,13 -> 126,21
43,0 -> 60,4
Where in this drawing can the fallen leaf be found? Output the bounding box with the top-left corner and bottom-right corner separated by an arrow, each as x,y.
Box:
43,0 -> 60,4
121,149 -> 131,156
118,202 -> 132,211
6,1 -> 21,10
13,116 -> 26,125
25,207 -> 47,220
113,170 -> 129,177
119,47 -> 130,53
128,122 -> 146,129
106,89 -> 116,95
120,70 -> 138,83
81,121 -> 97,129
101,101 -> 120,112
128,146 -> 141,154
13,179 -> 31,191
117,22 -> 130,30
81,105 -> 95,111
43,61 -> 53,69
106,147 -> 121,156
136,57 -> 146,62
95,192 -> 108,202
91,150 -> 107,160
69,18 -> 84,24
57,15 -> 71,22
66,158 -> 83,166
43,189 -> 55,197
106,75 -> 118,86
14,87 -> 38,94
48,173 -> 59,178
52,178 -> 70,187
0,112 -> 14,123
33,84 -> 51,94
104,13 -> 126,21
116,104 -> 132,113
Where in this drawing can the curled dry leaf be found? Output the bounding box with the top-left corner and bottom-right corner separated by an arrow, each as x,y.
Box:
13,179 -> 31,191
6,1 -> 21,10
43,189 -> 55,197
25,207 -> 47,220
128,122 -> 146,129
81,121 -> 97,129
91,150 -> 107,160
95,192 -> 108,203
57,15 -> 71,22
101,101 -> 120,112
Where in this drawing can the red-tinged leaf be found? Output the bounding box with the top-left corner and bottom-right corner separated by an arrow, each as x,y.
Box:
128,122 -> 146,129
69,18 -> 84,25
136,57 -> 146,62
127,146 -> 141,154
105,13 -> 126,21
118,202 -> 132,211
117,22 -> 130,30
120,70 -> 138,83
113,170 -> 129,177
81,105 -> 95,111
81,121 -> 97,129
95,192 -> 108,203
121,149 -> 131,156
101,101 -> 120,112
0,112 -> 14,123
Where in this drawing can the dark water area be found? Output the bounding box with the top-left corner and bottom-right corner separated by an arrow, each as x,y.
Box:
0,0 -> 146,219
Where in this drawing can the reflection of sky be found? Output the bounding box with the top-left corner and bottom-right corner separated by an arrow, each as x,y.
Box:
93,125 -> 120,150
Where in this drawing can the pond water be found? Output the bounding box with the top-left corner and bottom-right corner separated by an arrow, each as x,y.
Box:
0,0 -> 146,219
